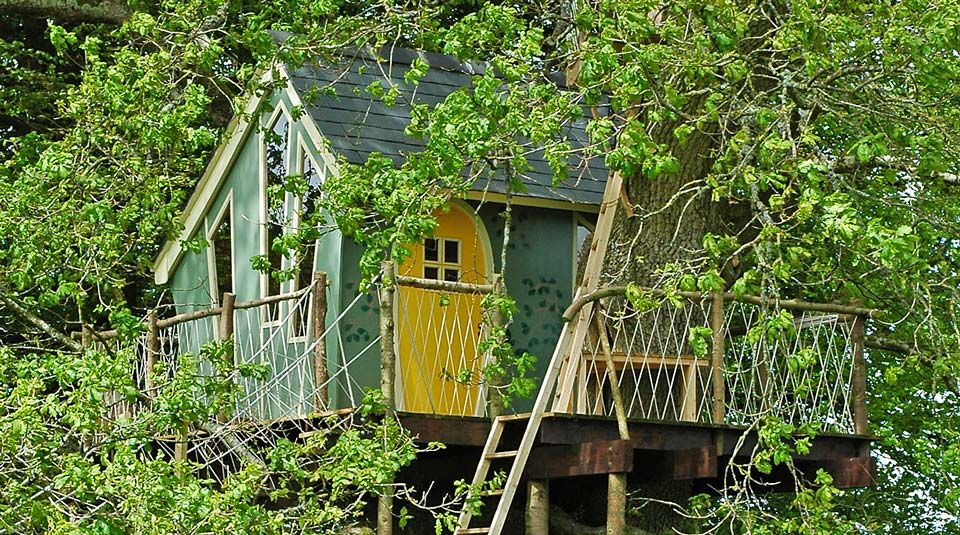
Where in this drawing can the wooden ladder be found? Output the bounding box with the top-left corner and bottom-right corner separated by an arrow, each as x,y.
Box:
454,166 -> 625,535
453,326 -> 573,535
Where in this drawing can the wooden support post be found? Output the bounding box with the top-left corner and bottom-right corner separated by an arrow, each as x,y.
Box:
379,261 -> 397,414
217,292 -> 235,423
487,274 -> 506,420
218,292 -> 235,344
851,314 -> 868,436
607,473 -> 627,535
526,480 -> 549,535
711,293 -> 725,424
680,362 -> 698,422
175,423 -> 188,464
313,272 -> 328,410
378,260 -> 396,535
594,312 -> 630,535
596,313 -> 630,440
146,310 -> 159,395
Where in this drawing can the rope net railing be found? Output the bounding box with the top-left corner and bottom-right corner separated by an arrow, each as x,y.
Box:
96,270 -> 870,483
577,298 -> 715,423
98,278 -> 376,485
570,292 -> 868,435
394,278 -> 491,417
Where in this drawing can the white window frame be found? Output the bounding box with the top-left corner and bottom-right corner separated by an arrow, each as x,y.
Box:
288,138 -> 326,342
260,102 -> 294,327
205,192 -> 235,307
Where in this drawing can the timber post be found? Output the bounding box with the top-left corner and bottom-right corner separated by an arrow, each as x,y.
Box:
851,313 -> 868,436
218,292 -> 235,344
487,274 -> 506,420
595,311 -> 630,535
217,292 -> 236,423
607,473 -> 627,535
146,310 -> 159,395
313,272 -> 329,410
378,260 -> 397,535
525,480 -> 549,535
711,292 -> 725,424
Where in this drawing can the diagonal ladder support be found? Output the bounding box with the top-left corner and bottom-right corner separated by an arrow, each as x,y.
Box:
454,168 -> 624,535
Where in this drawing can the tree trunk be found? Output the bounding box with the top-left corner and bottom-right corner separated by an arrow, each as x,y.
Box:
602,117 -> 729,289
598,107 -> 742,533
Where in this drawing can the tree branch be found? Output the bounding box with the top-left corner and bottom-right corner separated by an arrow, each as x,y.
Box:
0,0 -> 132,23
834,155 -> 959,185
0,293 -> 83,352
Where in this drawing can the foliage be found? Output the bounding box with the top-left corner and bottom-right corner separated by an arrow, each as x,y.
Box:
0,338 -> 418,533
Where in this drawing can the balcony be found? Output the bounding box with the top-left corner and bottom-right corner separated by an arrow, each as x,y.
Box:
91,269 -> 873,486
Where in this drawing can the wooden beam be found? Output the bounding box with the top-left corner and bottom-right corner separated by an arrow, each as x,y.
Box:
635,448 -> 717,480
540,416 -> 714,451
539,415 -> 872,461
398,413 -> 494,447
802,456 -> 876,489
563,287 -> 882,322
525,440 -> 634,479
394,274 -> 494,294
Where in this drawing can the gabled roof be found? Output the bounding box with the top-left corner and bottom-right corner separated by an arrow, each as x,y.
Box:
154,47 -> 609,284
287,47 -> 608,206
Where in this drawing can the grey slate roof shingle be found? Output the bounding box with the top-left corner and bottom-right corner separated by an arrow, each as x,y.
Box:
286,47 -> 608,206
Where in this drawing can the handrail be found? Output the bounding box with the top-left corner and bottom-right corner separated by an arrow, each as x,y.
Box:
394,274 -> 495,294
562,286 -> 882,322
78,287 -> 312,341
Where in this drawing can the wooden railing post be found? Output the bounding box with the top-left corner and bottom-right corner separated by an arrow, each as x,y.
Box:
487,274 -> 506,420
146,310 -> 159,395
851,313 -> 868,435
379,262 -> 397,414
711,293 -> 725,424
218,292 -> 235,346
313,272 -> 329,411
217,293 -> 236,423
378,260 -> 396,535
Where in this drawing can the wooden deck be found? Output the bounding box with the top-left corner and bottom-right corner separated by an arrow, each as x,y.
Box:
397,411 -> 875,489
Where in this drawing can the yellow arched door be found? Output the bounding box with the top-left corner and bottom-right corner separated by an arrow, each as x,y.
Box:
397,205 -> 490,416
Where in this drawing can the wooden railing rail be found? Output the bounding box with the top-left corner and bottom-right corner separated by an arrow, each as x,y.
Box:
74,287 -> 312,342
562,286 -> 882,322
394,274 -> 496,294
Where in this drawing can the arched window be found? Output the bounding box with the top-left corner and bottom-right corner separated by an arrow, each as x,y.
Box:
290,146 -> 324,339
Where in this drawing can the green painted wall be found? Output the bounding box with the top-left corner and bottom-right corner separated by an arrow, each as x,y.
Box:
166,90 -> 580,417
167,90 -> 345,418
334,239 -> 382,408
475,203 -> 574,413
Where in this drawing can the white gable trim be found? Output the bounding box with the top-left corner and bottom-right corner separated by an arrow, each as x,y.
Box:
154,65 -> 344,285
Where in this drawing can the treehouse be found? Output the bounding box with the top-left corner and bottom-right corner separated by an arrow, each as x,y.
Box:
150,47 -> 604,421
127,46 -> 875,535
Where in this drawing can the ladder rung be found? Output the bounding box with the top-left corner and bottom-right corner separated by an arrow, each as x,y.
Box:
484,450 -> 518,459
495,413 -> 531,422
456,528 -> 490,534
477,488 -> 504,497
